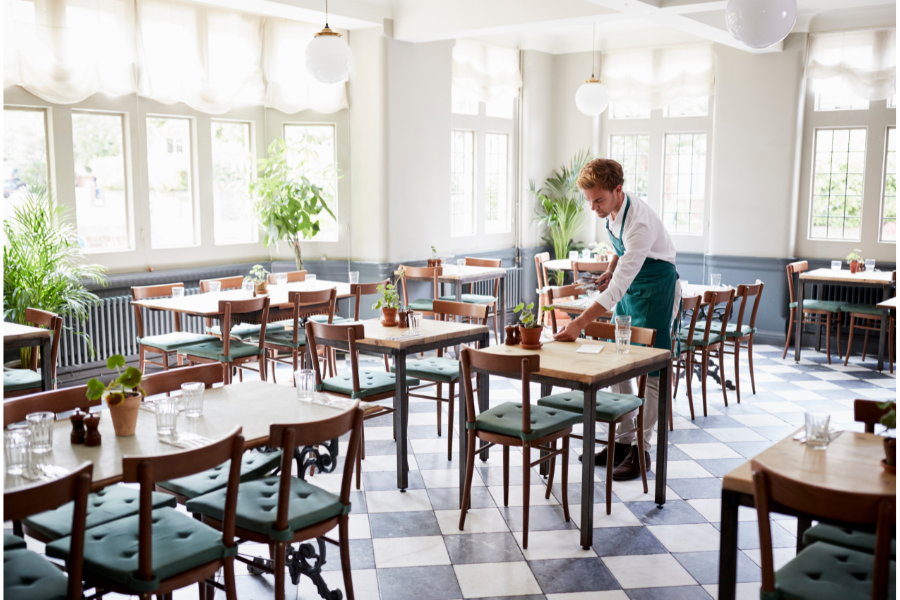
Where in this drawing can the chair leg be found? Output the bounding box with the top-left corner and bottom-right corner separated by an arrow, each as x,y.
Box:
223,555 -> 237,600
139,346 -> 145,373
436,383 -> 443,437
836,312 -> 842,361
748,335 -> 756,395
636,407 -> 648,494
545,439 -> 556,500
502,445 -> 510,506
383,354 -> 390,372
717,345 -> 728,407
356,426 -> 364,490
685,350 -> 695,420
825,313 -> 832,364
890,318 -> 895,375
339,514 -> 355,600
561,435 -> 570,522
700,350 -> 709,417
844,317 -> 856,366
274,541 -> 286,600
733,340 -> 741,404
605,422 -> 616,515
259,355 -> 267,382
522,443 -> 531,549
448,382 -> 455,461
492,303 -> 499,345
459,432 -> 477,528
668,387 -> 674,432
862,321 -> 871,362
673,356 -> 681,399
783,308 -> 795,359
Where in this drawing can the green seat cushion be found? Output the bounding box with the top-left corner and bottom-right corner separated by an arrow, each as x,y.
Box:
46,507 -> 237,594
137,332 -> 218,352
840,303 -> 883,317
186,476 -> 350,543
264,330 -> 307,349
392,357 -> 460,384
3,369 -> 42,392
789,300 -> 843,313
772,541 -> 894,600
178,340 -> 263,362
4,549 -> 68,600
678,330 -> 724,347
309,315 -> 348,324
438,294 -> 498,304
317,370 -> 420,399
4,532 -> 26,550
468,402 -> 581,442
22,485 -> 177,541
158,450 -> 282,500
205,323 -> 284,340
537,390 -> 644,422
803,524 -> 896,557
695,322 -> 757,338
407,299 -> 434,311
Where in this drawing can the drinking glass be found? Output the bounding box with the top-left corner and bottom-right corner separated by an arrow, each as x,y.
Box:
710,273 -> 722,288
172,287 -> 185,301
582,249 -> 592,260
295,369 -> 315,401
457,259 -> 466,274
568,251 -> 579,261
865,259 -> 876,271
831,260 -> 842,272
26,412 -> 54,454
5,427 -> 31,475
615,315 -> 631,354
349,271 -> 360,284
681,280 -> 689,289
181,382 -> 204,417
410,311 -> 423,335
805,412 -> 831,450
307,274 -> 317,288
208,281 -> 221,293
275,272 -> 288,286
242,280 -> 255,298
155,396 -> 178,435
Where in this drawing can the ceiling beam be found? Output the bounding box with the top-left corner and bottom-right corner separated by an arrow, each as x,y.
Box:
191,0 -> 388,29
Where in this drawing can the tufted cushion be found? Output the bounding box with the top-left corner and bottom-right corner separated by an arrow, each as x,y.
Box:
309,315 -> 348,324
264,330 -> 307,349
3,369 -> 42,392
205,323 -> 284,340
23,485 -> 176,541
186,476 -> 350,542
468,402 -> 581,442
316,370 -> 420,399
137,332 -> 218,352
178,340 -> 263,362
678,330 -> 724,347
694,322 -> 757,338
46,507 -> 236,594
407,299 -> 434,312
789,300 -> 842,313
537,390 -> 644,423
439,294 -> 498,305
392,358 -> 460,384
840,303 -> 883,317
4,549 -> 68,600
158,450 -> 283,500
803,524 -> 895,557
4,532 -> 26,550
771,541 -> 895,600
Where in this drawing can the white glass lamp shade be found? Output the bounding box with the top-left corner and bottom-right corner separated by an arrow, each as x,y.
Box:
305,29 -> 352,84
725,0 -> 797,49
575,78 -> 609,116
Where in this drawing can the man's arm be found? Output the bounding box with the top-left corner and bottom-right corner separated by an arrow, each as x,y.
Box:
553,300 -> 610,342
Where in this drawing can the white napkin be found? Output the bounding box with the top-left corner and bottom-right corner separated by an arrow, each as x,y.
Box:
576,345 -> 603,354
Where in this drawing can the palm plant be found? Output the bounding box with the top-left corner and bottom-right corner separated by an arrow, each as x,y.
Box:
3,185 -> 106,366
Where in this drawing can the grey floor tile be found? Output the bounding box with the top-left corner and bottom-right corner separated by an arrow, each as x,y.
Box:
627,500 -> 708,525
349,491 -> 367,514
529,557 -> 621,593
321,538 -> 375,571
725,441 -> 776,459
717,520 -> 796,550
363,470 -> 426,491
626,585 -> 714,599
667,430 -> 721,444
377,565 -> 463,600
690,415 -> 745,429
369,511 -> 442,538
444,532 -> 525,564
499,505 -> 579,532
694,459 -> 750,478
749,426 -> 798,441
666,478 -> 725,500
363,440 -> 402,456
428,486 -> 495,510
550,482 -> 619,507
672,550 -> 761,584
213,573 -> 298,599
416,452 -> 460,470
591,526 -> 669,556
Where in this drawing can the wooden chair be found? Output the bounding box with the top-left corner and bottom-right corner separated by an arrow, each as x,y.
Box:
178,297 -> 270,384
672,294 -> 702,421
131,283 -> 217,375
45,429 -> 245,600
200,276 -> 284,341
187,404 -> 364,600
438,257 -> 502,344
572,260 -> 610,281
4,462 -> 92,600
853,399 -> 896,434
351,280 -> 392,372
4,385 -> 100,425
547,283 -> 611,330
399,265 -> 440,319
783,261 -> 842,363
535,251 -> 552,326
751,459 -> 895,600
266,270 -> 307,285
262,288 -> 337,382
538,322 -> 654,514
842,272 -> 896,370
3,308 -> 62,398
459,348 -> 580,548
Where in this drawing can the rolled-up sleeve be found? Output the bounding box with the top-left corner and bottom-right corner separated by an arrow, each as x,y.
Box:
596,218 -> 654,309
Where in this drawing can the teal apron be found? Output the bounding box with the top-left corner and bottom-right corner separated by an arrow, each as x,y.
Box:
607,196 -> 678,376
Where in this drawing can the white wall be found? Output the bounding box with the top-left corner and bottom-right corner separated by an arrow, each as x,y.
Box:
520,50 -> 556,249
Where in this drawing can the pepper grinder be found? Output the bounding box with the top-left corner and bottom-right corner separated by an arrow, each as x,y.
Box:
84,414 -> 102,447
70,409 -> 86,444
397,309 -> 409,328
505,325 -> 518,345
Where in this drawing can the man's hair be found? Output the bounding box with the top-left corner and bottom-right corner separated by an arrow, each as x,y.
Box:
577,158 -> 624,192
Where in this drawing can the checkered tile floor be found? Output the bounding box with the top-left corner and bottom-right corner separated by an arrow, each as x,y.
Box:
9,343 -> 895,600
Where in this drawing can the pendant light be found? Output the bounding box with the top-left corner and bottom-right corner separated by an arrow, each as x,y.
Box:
575,24 -> 609,116
305,0 -> 352,84
725,0 -> 797,49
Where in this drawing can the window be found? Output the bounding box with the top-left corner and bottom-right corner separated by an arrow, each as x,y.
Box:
609,134 -> 650,202
889,95 -> 897,109
282,124 -> 338,241
816,91 -> 869,111
484,133 -> 509,233
609,100 -> 650,120
810,128 -> 866,240
665,97 -> 709,117
73,111 -> 129,251
450,130 -> 475,236
452,88 -> 478,116
663,133 -> 706,234
485,99 -> 513,119
3,107 -> 48,206
882,127 -> 896,242
211,121 -> 256,245
146,116 -> 196,248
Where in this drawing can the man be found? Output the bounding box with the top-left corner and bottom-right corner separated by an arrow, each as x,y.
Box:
553,158 -> 681,481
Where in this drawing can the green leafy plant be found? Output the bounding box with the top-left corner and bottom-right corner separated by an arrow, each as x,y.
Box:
590,241 -> 610,256
878,401 -> 896,431
531,150 -> 592,261
250,137 -> 336,270
431,246 -> 439,260
3,185 -> 106,366
372,283 -> 401,310
86,354 -> 145,408
514,302 -> 554,329
846,249 -> 863,264
245,264 -> 269,284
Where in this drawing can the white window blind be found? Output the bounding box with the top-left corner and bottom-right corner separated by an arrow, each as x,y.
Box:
807,29 -> 896,102
451,39 -> 522,107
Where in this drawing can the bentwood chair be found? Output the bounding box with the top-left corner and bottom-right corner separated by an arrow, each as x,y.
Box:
842,272 -> 896,370
131,283 -> 217,375
200,276 -> 284,341
672,294 -> 702,421
179,297 -> 270,384
547,283 -> 613,327
187,404 -> 364,600
262,288 -> 338,382
399,265 -> 441,319
535,252 -> 552,326
751,459 -> 895,600
266,270 -> 308,285
3,308 -> 63,398
46,429 -> 245,600
439,257 -> 502,344
783,261 -> 842,363
459,348 -> 580,548
572,260 -> 610,282
4,462 -> 92,600
538,322 -> 655,514
351,280 -> 392,372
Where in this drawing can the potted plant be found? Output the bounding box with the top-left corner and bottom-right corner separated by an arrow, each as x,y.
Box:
246,264 -> 269,294
86,355 -> 145,437
532,150 -> 592,262
879,401 -> 895,471
428,246 -> 442,268
847,249 -> 863,274
372,282 -> 401,326
590,241 -> 611,260
514,302 -> 553,348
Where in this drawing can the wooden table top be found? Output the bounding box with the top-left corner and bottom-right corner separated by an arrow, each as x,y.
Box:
478,338 -> 670,385
800,269 -> 894,285
5,381 -> 354,492
396,265 -> 506,282
4,323 -> 51,343
877,296 -> 899,309
722,430 -> 895,498
543,258 -> 613,272
344,318 -> 489,350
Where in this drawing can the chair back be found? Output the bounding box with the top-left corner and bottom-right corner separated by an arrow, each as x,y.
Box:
750,459 -> 895,599
547,283 -> 583,333
854,399 -> 895,434
200,276 -> 244,293
535,252 -> 550,291
432,300 -> 489,324
4,385 -> 100,425
282,288 -> 337,344
132,283 -> 185,338
141,364 -> 224,398
267,270 -> 307,285
584,322 -> 657,398
351,280 -> 390,320
733,281 -> 765,334
122,427 -> 244,584
460,347 -> 540,434
463,257 -> 502,297
572,261 -> 610,281
399,266 -> 440,310
785,261 -> 808,305
676,294 -> 703,349
305,321 -> 367,393
217,297 -> 270,357
23,308 -> 63,384
700,289 -> 736,343
5,461 -> 93,599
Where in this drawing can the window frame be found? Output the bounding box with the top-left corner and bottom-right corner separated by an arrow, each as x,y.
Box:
281,121 -> 339,243
608,132 -> 651,203
483,130 -> 511,234
879,125 -> 896,243
211,118 -> 257,246
450,128 -> 477,238
3,104 -> 52,202
814,93 -> 870,112
660,130 -> 709,237
806,125 -> 868,243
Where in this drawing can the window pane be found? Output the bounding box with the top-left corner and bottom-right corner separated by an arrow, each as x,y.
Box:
609,134 -> 651,205
662,132 -> 706,235
282,124 -> 338,242
147,117 -> 195,248
452,86 -> 478,115
809,127 -> 867,241
485,133 -> 509,233
450,130 -> 475,236
3,107 -> 48,208
212,121 -> 256,245
485,98 -> 513,119
665,97 -> 709,117
816,90 -> 869,111
883,127 -> 896,241
609,100 -> 650,119
73,112 -> 128,251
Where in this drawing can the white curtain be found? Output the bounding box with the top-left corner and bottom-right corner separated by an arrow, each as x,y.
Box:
600,44 -> 715,110
452,39 -> 522,104
807,29 -> 896,101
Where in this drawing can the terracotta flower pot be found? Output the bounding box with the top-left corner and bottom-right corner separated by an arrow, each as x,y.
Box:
382,308 -> 398,325
108,394 -> 141,437
255,281 -> 268,294
518,325 -> 542,348
885,437 -> 896,467
849,261 -> 860,274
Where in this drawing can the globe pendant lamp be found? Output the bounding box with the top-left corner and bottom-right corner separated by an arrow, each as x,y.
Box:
725,0 -> 797,49
306,0 -> 352,84
575,24 -> 608,116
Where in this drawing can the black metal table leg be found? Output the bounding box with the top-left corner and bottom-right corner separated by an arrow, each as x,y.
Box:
248,538 -> 342,600
718,489 -> 740,600
794,272 -> 804,362
39,336 -> 52,391
395,348 -> 409,490
878,305 -> 889,371
499,274 -> 507,343
580,381 -> 598,549
655,362 -> 670,506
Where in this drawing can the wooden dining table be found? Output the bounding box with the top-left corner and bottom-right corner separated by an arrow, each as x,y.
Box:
3,323 -> 53,392
718,430 -> 895,600
876,296 -> 897,371
543,257 -> 615,272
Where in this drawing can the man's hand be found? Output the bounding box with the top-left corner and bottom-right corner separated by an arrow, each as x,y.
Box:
594,271 -> 613,293
553,320 -> 582,342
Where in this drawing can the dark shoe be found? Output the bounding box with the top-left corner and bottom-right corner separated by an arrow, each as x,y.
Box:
578,442 -> 631,466
612,446 -> 650,481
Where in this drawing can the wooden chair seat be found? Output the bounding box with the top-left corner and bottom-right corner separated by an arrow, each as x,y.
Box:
767,541 -> 893,600
538,390 -> 644,423
783,262 -> 843,363
471,403 -> 580,441
398,357 -> 461,383
3,369 -> 44,392
263,330 -> 308,349
803,523 -> 896,557
318,370 -> 419,399
4,531 -> 26,550
157,451 -> 283,504
178,340 -> 263,362
789,299 -> 843,312
695,322 -> 756,337
5,545 -> 71,600
438,294 -> 497,304
205,323 -> 283,340
407,298 -> 434,312
138,331 -> 218,352
840,303 -> 883,317
3,308 -> 62,398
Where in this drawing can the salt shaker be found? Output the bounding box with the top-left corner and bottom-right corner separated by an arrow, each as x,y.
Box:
84,414 -> 102,447
70,409 -> 86,444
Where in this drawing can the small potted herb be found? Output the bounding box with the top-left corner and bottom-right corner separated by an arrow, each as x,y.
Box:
86,355 -> 145,437
879,401 -> 895,471
373,282 -> 401,326
514,302 -> 553,348
246,264 -> 270,294
846,249 -> 863,274
428,246 -> 442,268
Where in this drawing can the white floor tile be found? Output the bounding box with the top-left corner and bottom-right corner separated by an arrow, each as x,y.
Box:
570,502 -> 643,528
423,468 -> 483,489
791,380 -> 843,391
675,443 -> 744,460
411,438 -> 455,454
514,529 -> 598,561
771,391 -> 823,402
326,513 -> 371,539
488,484 -> 559,507
362,453 -> 419,472
809,371 -> 858,381
362,426 -> 396,441
602,554 -> 697,589
743,547 -> 797,571
665,461 -> 716,479
759,365 -> 801,374
706,428 -> 768,442
823,364 -> 869,372
454,561 -> 543,598
308,472 -> 352,493
406,412 -> 440,426
672,416 -> 699,430
546,593 -> 630,600
365,489 -> 433,513
610,479 -> 679,502
731,414 -> 790,428
686,499 -> 758,523
300,569 -> 380,600
751,373 -> 785,383
849,387 -> 898,399
436,507 -> 510,535
648,523 -> 720,552
703,582 -> 762,600
869,378 -> 898,388
372,535 -> 450,568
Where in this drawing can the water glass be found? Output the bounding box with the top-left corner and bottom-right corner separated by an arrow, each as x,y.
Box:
410,311 -> 423,335
568,251 -> 579,261
172,287 -> 185,301
181,382 -> 204,417
208,281 -> 221,293
831,260 -> 842,272
349,271 -> 360,284
275,272 -> 288,286
681,280 -> 689,289
26,412 -> 54,454
457,259 -> 466,274
615,315 -> 631,354
865,259 -> 876,271
295,369 -> 315,401
5,427 -> 31,475
155,396 -> 178,435
805,412 -> 831,450
710,273 -> 722,288
307,274 -> 317,288
582,249 -> 592,260
242,280 -> 255,298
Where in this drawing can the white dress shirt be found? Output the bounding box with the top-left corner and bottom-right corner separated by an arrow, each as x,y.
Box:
596,192 -> 677,310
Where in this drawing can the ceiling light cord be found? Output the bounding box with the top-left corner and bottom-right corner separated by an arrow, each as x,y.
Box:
591,24 -> 596,78
325,0 -> 329,29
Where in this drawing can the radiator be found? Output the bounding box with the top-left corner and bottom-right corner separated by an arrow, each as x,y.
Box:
468,267 -> 523,311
